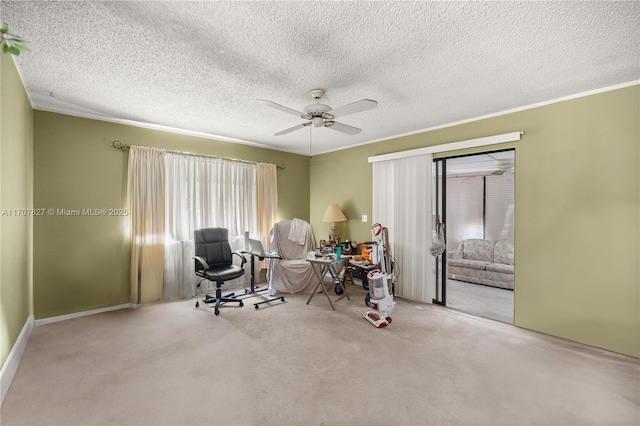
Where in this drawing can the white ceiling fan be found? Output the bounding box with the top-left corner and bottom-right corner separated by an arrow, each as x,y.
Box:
258,89 -> 378,136
490,159 -> 515,176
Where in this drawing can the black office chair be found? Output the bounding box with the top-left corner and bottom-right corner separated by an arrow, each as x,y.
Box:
193,228 -> 246,315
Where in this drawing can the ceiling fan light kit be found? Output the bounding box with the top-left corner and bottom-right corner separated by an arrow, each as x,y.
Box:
311,116 -> 324,127
259,89 -> 378,136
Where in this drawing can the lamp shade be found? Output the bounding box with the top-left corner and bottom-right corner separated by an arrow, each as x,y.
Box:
321,204 -> 347,223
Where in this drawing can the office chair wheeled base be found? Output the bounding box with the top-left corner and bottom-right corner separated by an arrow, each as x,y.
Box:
201,287 -> 244,315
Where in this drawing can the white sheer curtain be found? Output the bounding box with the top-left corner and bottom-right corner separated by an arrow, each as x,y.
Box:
163,153 -> 258,300
128,146 -> 165,304
372,154 -> 434,303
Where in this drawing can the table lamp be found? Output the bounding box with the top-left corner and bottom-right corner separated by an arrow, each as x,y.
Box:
322,203 -> 347,244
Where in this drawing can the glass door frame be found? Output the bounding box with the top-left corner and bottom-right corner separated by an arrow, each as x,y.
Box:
432,158 -> 446,305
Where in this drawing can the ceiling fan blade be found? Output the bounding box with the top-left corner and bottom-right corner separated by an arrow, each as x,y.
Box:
274,122 -> 310,136
328,99 -> 378,118
326,121 -> 361,135
258,99 -> 305,117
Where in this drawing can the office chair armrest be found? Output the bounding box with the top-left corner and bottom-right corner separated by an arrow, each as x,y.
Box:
232,251 -> 247,268
193,255 -> 210,270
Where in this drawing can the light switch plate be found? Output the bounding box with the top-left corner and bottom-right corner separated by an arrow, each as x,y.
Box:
361,215 -> 368,222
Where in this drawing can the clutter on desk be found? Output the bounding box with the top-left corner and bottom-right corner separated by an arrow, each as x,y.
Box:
338,240 -> 357,255
315,239 -> 361,261
313,247 -> 337,260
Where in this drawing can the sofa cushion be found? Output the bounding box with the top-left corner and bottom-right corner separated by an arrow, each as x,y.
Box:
486,263 -> 514,274
462,239 -> 496,262
494,240 -> 514,265
448,258 -> 489,271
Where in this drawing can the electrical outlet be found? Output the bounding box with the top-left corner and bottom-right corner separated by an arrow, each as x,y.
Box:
361,215 -> 368,222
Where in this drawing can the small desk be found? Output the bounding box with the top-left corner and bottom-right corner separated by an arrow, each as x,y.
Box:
306,257 -> 351,310
241,251 -> 285,309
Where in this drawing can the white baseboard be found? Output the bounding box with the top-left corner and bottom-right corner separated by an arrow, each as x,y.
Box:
1,314 -> 34,405
34,303 -> 134,326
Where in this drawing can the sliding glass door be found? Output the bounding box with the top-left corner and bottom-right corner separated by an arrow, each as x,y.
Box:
433,149 -> 515,324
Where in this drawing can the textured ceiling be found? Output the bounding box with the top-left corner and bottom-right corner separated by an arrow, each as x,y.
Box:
2,1 -> 639,156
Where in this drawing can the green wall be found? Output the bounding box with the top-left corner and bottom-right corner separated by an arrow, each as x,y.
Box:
310,86 -> 639,357
0,53 -> 33,368
32,112 -> 310,319
310,144 -> 374,244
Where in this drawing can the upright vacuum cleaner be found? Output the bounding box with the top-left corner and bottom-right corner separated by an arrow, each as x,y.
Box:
364,223 -> 396,328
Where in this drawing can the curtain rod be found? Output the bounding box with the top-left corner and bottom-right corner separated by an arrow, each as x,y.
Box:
111,140 -> 285,171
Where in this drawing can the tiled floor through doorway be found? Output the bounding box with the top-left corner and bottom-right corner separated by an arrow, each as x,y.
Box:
446,279 -> 514,323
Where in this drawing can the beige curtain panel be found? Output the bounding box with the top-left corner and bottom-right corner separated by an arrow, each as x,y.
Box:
128,146 -> 165,305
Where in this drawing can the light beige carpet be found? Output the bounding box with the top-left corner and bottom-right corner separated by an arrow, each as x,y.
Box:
2,284 -> 638,425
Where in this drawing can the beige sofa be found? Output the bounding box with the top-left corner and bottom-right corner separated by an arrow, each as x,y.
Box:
447,239 -> 514,290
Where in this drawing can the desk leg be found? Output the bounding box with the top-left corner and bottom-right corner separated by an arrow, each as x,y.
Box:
245,254 -> 256,294
306,264 -> 335,310
242,253 -> 285,309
